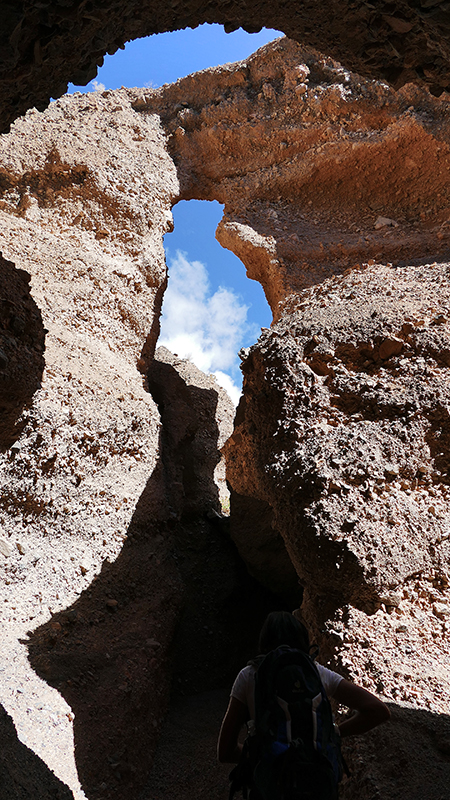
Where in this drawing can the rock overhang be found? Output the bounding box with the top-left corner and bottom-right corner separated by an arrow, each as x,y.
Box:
2,0 -> 450,135
1,30 -> 450,800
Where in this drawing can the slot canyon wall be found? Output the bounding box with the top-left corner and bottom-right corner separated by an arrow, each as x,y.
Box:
1,28 -> 450,800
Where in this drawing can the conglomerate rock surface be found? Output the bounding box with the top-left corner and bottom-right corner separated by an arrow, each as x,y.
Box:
224,261 -> 450,798
145,37 -> 450,315
1,35 -> 450,800
2,0 -> 450,135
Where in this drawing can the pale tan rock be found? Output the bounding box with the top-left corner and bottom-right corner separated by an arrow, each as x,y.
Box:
433,602 -> 450,619
0,540 -> 13,557
2,35 -> 450,800
374,216 -> 399,230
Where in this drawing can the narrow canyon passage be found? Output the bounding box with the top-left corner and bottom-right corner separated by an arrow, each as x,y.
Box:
2,32 -> 450,800
24,346 -> 295,800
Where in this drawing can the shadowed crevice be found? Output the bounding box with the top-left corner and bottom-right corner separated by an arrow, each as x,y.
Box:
0,254 -> 46,450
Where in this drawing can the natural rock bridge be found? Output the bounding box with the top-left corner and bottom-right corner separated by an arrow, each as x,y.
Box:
1,11 -> 450,800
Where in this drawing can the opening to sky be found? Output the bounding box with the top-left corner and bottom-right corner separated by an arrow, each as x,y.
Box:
160,201 -> 271,405
68,23 -> 280,402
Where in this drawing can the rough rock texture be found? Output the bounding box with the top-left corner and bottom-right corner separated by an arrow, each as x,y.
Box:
2,35 -> 450,800
0,91 -> 180,797
0,703 -> 74,800
2,337 -> 244,800
224,261 -> 450,799
145,37 -> 450,316
0,254 -> 46,449
147,346 -> 232,516
25,348 -> 276,800
4,39 -> 450,321
2,0 -> 450,134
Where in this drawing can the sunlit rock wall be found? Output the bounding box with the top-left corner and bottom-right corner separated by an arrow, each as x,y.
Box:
2,0 -> 450,134
0,89 -> 179,797
224,262 -> 450,799
2,36 -> 450,799
145,38 -> 450,317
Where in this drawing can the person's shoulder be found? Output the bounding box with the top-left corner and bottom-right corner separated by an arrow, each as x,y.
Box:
231,664 -> 255,702
315,662 -> 340,676
315,662 -> 343,697
238,664 -> 256,681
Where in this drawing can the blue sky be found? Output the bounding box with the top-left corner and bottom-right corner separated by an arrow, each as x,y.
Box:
68,25 -> 279,402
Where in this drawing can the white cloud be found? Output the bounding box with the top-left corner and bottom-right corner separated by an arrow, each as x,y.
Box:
159,250 -> 257,404
90,80 -> 106,92
213,370 -> 242,406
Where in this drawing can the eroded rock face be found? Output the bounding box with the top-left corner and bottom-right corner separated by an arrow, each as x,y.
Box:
25,349 -> 267,800
147,346 -> 233,517
4,39 -> 450,324
0,91 -> 179,798
2,0 -> 450,135
224,261 -> 450,798
145,38 -> 450,315
227,263 -> 450,610
2,35 -> 450,800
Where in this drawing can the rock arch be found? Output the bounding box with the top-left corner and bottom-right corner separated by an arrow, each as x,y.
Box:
1,33 -> 450,800
2,0 -> 450,135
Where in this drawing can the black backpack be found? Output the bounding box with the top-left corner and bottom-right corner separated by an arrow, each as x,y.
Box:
229,646 -> 345,800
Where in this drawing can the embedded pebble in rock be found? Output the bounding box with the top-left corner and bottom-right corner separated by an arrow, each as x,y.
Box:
0,540 -> 13,557
374,216 -> 399,230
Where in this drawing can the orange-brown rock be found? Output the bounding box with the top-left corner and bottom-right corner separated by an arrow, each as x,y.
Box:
2,0 -> 450,135
145,38 -> 450,316
2,35 -> 450,800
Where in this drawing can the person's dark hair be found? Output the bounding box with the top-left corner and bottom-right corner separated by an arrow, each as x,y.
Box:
258,611 -> 310,654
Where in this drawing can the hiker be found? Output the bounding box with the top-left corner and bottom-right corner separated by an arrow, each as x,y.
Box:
218,611 -> 390,798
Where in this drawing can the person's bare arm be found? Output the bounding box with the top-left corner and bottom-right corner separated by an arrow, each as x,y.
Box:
334,679 -> 391,738
217,697 -> 249,763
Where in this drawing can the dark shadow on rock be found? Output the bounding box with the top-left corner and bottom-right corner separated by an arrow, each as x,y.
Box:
138,689 -> 231,800
0,702 -> 74,800
229,490 -> 301,607
0,253 -> 46,450
146,346 -> 225,520
26,349 -> 283,800
340,703 -> 450,800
